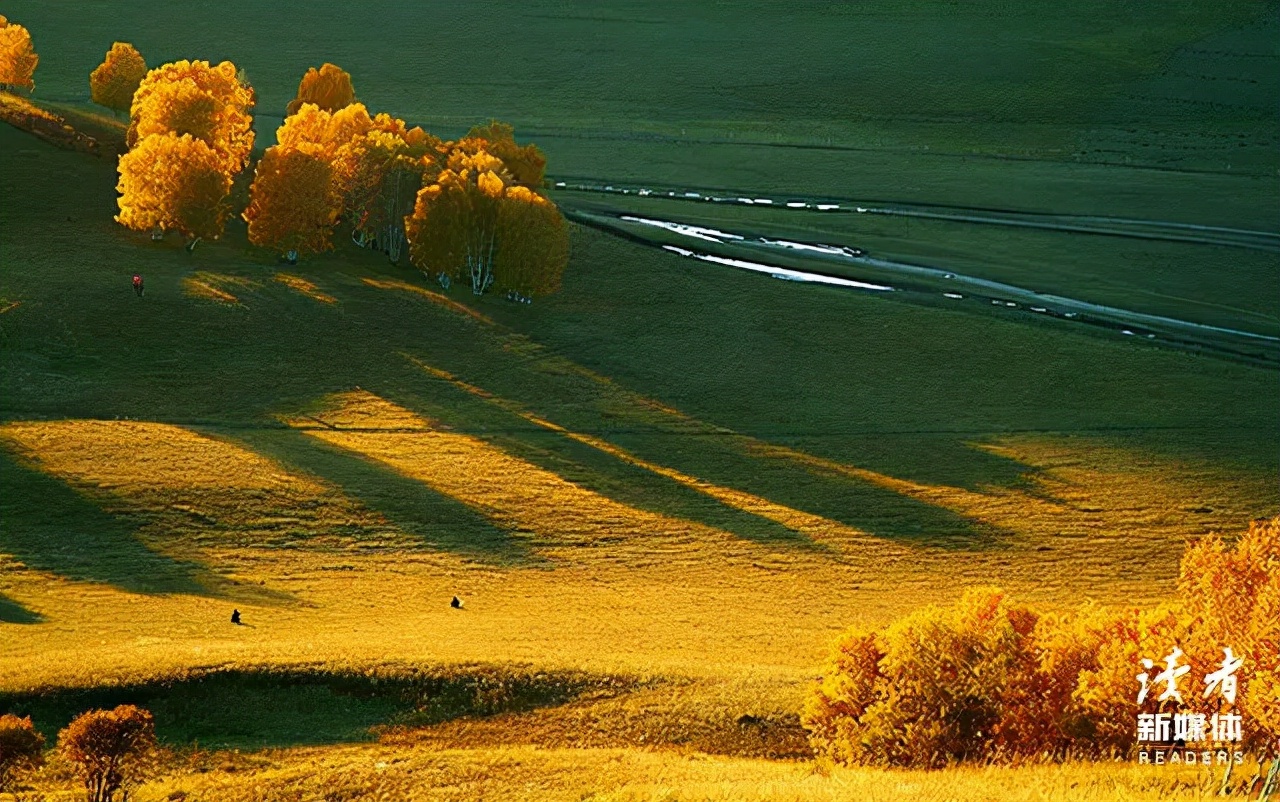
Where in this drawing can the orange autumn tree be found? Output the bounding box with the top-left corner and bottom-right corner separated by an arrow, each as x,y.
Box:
285,62 -> 355,116
116,133 -> 234,246
0,17 -> 38,91
242,102 -> 367,262
118,60 -> 253,248
405,146 -> 569,296
59,705 -> 156,802
127,60 -> 255,174
464,120 -> 547,188
89,42 -> 146,116
806,516 -> 1280,769
0,714 -> 45,793
336,116 -> 440,261
243,143 -> 341,262
1178,516 -> 1280,756
246,102 -> 438,263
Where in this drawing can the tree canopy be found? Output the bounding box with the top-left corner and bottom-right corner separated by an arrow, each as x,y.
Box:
464,120 -> 547,188
89,42 -> 146,115
244,143 -> 342,259
59,705 -> 156,802
406,146 -> 568,295
128,60 -> 255,174
0,714 -> 45,793
116,60 -> 253,246
286,62 -> 355,116
0,18 -> 38,90
116,133 -> 234,242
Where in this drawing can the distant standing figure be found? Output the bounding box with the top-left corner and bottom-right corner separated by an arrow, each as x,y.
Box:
132,274 -> 144,297
450,596 -> 462,609
231,609 -> 241,625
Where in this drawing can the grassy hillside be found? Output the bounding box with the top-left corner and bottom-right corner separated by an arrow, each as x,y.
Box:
1,1 -> 1277,799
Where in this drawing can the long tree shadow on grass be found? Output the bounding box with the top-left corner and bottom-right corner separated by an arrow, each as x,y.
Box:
0,666 -> 636,750
381,374 -> 1005,552
609,432 -> 1021,551
225,427 -> 540,567
0,593 -> 42,624
379,386 -> 823,551
0,450 -> 256,598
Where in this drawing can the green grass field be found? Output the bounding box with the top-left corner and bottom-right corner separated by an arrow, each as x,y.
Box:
1,1 -> 1278,799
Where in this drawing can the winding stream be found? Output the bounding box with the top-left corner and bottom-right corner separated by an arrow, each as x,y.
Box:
568,210 -> 1280,367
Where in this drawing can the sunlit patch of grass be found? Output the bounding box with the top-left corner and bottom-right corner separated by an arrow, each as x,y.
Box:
361,277 -> 494,325
0,419 -> 400,550
96,742 -> 1248,802
275,273 -> 337,304
183,272 -> 259,306
287,390 -> 746,557
406,358 -> 887,553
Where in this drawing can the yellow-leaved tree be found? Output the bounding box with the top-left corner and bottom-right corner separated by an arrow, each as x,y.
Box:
405,147 -> 568,297
260,102 -> 437,263
117,60 -> 253,248
1178,516 -> 1279,756
0,17 -> 38,91
241,103 -> 371,263
285,62 -> 355,116
116,133 -> 234,246
127,60 -> 255,174
89,42 -> 147,116
243,143 -> 342,263
335,113 -> 439,261
464,120 -> 547,188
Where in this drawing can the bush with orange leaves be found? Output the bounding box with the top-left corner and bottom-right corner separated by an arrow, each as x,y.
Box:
127,60 -> 255,174
286,62 -> 356,116
59,705 -> 156,802
89,42 -> 146,116
0,714 -> 45,793
406,146 -> 568,296
116,133 -> 233,245
0,16 -> 39,91
806,517 -> 1280,768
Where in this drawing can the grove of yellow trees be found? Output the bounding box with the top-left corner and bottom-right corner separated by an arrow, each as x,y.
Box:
105,57 -> 567,296
0,16 -> 38,91
406,148 -> 568,296
89,42 -> 146,115
804,516 -> 1280,769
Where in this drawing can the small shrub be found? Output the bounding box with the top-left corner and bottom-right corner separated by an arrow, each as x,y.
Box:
0,714 -> 45,792
59,705 -> 157,802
